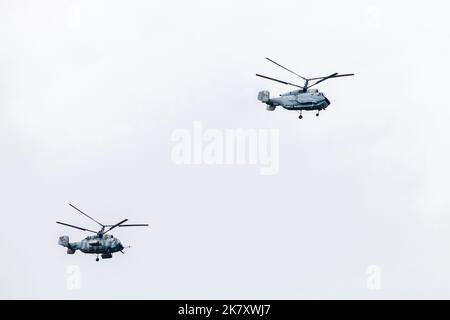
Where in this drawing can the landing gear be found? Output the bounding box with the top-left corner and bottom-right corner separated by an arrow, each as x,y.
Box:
96,255 -> 99,262
316,110 -> 320,117
298,111 -> 303,119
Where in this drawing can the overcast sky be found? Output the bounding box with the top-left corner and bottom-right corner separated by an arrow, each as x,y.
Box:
1,0 -> 450,299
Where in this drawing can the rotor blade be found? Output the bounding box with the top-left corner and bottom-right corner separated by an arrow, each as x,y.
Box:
56,221 -> 97,233
118,224 -> 149,227
308,73 -> 355,81
306,73 -> 339,88
103,219 -> 128,234
265,57 -> 307,80
331,73 -> 354,78
69,203 -> 104,227
256,74 -> 304,89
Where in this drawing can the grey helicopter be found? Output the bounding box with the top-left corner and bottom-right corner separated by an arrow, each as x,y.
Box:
57,204 -> 148,261
256,57 -> 354,119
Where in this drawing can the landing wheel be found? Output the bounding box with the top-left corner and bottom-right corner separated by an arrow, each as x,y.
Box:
96,255 -> 99,262
298,115 -> 303,119
316,112 -> 320,117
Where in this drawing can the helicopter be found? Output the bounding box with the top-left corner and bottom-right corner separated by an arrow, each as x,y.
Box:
57,204 -> 148,261
256,57 -> 354,119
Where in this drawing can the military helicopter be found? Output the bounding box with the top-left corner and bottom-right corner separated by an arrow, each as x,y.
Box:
57,204 -> 148,261
256,57 -> 354,119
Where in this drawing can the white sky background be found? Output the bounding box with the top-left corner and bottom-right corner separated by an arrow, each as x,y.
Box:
1,0 -> 450,299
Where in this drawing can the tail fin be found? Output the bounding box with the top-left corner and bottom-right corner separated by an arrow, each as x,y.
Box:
59,236 -> 76,254
257,90 -> 270,103
258,90 -> 276,111
58,236 -> 69,247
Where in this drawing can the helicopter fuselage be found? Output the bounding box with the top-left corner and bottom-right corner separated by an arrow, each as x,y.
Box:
59,234 -> 124,257
265,89 -> 331,111
73,235 -> 124,254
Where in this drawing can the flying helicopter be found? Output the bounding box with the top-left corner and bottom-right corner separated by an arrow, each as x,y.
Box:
256,57 -> 354,119
57,204 -> 148,261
